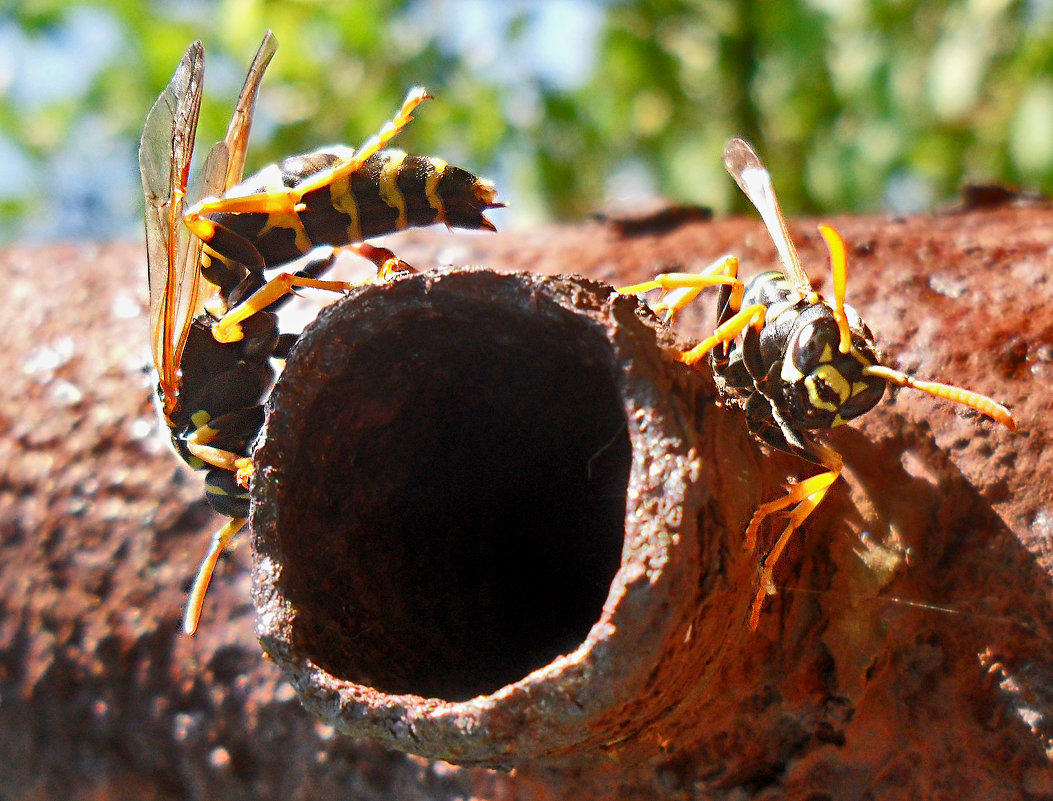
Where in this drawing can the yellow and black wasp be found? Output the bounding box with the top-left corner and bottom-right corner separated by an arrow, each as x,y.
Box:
622,138 -> 1016,630
140,32 -> 502,634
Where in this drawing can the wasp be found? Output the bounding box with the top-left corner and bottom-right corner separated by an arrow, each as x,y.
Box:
140,32 -> 502,634
621,138 -> 1016,630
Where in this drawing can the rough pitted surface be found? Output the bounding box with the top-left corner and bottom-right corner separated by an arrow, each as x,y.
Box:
1,200 -> 1052,799
252,269 -> 738,766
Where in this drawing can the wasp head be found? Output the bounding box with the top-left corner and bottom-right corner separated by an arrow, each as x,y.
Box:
780,301 -> 886,429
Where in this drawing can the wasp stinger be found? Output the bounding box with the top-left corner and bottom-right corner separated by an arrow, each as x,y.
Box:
621,137 -> 1015,630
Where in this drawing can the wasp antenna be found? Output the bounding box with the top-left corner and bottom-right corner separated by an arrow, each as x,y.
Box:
863,364 -> 1017,430
722,138 -> 812,296
818,224 -> 852,354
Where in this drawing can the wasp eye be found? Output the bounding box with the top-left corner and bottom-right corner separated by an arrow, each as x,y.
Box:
839,379 -> 885,420
789,320 -> 831,373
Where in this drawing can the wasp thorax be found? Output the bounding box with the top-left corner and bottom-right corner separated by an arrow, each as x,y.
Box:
783,303 -> 885,428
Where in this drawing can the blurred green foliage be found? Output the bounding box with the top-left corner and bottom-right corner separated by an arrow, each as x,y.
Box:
1,0 -> 1051,243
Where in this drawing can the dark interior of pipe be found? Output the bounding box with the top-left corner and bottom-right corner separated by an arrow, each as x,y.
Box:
276,292 -> 631,701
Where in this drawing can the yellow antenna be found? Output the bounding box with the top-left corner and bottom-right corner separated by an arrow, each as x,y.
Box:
818,224 -> 853,354
863,364 -> 1016,430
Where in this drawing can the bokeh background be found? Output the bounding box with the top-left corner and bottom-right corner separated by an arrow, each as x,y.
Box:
2,0 -> 1052,244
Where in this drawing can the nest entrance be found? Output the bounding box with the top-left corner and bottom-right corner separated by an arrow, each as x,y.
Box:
274,286 -> 630,701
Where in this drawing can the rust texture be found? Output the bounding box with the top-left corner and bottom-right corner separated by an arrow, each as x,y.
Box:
0,200 -> 1051,799
252,268 -> 757,766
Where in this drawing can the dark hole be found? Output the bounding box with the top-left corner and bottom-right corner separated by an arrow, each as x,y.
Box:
278,294 -> 630,701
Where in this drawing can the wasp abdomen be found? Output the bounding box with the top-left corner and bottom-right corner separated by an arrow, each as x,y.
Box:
205,149 -> 499,269
166,314 -> 278,472
203,467 -> 252,518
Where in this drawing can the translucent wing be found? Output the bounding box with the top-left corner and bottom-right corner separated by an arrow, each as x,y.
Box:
140,41 -> 205,420
722,138 -> 812,297
140,33 -> 278,422
200,30 -> 277,202
190,31 -> 277,315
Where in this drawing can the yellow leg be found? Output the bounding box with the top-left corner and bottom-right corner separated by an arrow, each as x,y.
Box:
345,242 -> 416,279
283,86 -> 431,199
184,517 -> 246,635
211,242 -> 417,344
185,193 -> 306,237
620,256 -> 741,321
212,273 -> 350,345
209,241 -> 418,345
745,446 -> 844,629
745,470 -> 841,630
183,87 -> 431,229
185,424 -> 250,472
234,457 -> 253,488
680,303 -> 766,366
212,273 -> 362,343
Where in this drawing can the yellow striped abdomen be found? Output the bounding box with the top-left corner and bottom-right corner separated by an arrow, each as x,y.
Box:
202,148 -> 500,274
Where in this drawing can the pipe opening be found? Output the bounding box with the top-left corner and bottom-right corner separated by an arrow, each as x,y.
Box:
273,286 -> 630,701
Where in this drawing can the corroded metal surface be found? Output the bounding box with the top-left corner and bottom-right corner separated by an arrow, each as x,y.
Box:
252,269 -> 749,766
1,199 -> 1051,797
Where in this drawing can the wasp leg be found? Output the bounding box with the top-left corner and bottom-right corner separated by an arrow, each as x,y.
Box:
234,458 -> 254,487
184,516 -> 246,635
744,440 -> 843,629
185,407 -> 263,482
185,190 -> 307,223
345,242 -> 417,279
186,429 -> 251,473
680,303 -> 767,366
212,243 -> 418,343
289,86 -> 431,199
212,272 -> 359,343
620,255 -> 741,321
746,469 -> 841,629
186,87 -> 432,228
186,438 -> 253,490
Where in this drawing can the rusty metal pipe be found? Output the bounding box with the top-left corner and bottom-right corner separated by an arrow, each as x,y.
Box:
251,269 -> 759,768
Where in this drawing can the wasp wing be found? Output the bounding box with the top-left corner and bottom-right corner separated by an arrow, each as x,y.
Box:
189,31 -> 278,313
196,31 -> 278,209
140,33 -> 279,421
722,138 -> 812,297
141,41 -> 205,418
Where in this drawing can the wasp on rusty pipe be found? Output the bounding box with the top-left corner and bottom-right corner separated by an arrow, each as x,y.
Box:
140,32 -> 502,634
621,138 -> 1016,630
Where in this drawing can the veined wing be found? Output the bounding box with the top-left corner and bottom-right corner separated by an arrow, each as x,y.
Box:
140,41 -> 205,420
188,31 -> 278,315
200,31 -> 277,203
722,138 -> 812,297
140,33 -> 278,421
